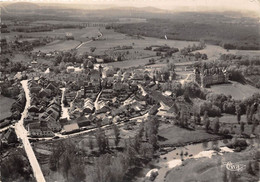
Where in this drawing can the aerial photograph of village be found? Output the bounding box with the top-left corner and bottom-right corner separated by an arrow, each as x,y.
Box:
0,0 -> 260,181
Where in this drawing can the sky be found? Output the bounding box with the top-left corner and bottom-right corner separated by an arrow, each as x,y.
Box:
1,0 -> 260,16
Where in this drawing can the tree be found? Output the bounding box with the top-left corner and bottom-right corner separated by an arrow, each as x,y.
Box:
203,111 -> 209,122
222,168 -> 228,182
240,122 -> 245,134
95,128 -> 108,153
183,89 -> 190,102
113,124 -> 120,147
89,137 -> 94,150
205,118 -> 210,132
213,118 -> 220,133
246,105 -> 251,124
251,122 -> 257,134
149,134 -> 158,150
235,104 -> 241,124
70,164 -> 86,182
140,143 -> 154,160
62,155 -> 71,180
138,121 -> 145,139
49,141 -> 65,171
254,160 -> 259,173
247,161 -> 255,175
90,47 -> 96,53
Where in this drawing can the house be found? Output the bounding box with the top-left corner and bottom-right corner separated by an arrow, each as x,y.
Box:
83,98 -> 94,113
28,122 -> 54,137
75,116 -> 91,127
31,60 -> 38,64
62,123 -> 80,134
96,105 -> 110,114
46,107 -> 60,120
96,58 -> 104,63
46,82 -> 59,94
132,72 -> 144,80
149,105 -> 159,115
28,105 -> 39,113
39,88 -> 52,98
102,66 -> 115,78
89,70 -> 101,83
113,82 -> 129,91
30,86 -> 41,95
67,66 -> 75,73
157,110 -> 176,120
14,72 -> 23,80
46,119 -> 61,132
11,101 -> 23,113
1,128 -> 18,144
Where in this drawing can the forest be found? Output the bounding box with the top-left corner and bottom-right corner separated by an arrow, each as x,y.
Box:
114,17 -> 260,50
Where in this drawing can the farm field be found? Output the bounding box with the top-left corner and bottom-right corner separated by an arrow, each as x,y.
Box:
77,28 -> 199,56
212,114 -> 260,136
77,28 -> 260,64
2,27 -> 100,43
33,40 -> 80,53
106,56 -> 160,68
193,44 -> 260,61
208,81 -> 260,100
0,95 -> 15,120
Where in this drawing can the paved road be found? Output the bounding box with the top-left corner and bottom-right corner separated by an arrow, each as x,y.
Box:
0,125 -> 11,133
15,80 -> 46,182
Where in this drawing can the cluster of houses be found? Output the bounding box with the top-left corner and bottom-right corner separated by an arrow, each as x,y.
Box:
24,78 -> 61,137
0,128 -> 18,146
0,85 -> 26,129
11,91 -> 26,120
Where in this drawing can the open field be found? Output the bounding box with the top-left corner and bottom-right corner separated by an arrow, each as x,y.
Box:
158,124 -> 220,146
0,95 -> 15,120
2,27 -> 100,43
212,114 -> 260,136
217,114 -> 247,124
208,81 -> 260,100
106,56 -> 160,68
193,44 -> 260,61
77,28 -> 260,65
77,28 -> 199,55
165,148 -> 260,182
33,40 -> 80,53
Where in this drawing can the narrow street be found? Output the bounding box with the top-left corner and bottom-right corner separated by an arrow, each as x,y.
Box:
94,90 -> 103,111
138,84 -> 148,96
60,88 -> 70,120
14,80 -> 46,182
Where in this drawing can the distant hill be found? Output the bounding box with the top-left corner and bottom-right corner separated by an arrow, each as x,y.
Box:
4,2 -> 39,10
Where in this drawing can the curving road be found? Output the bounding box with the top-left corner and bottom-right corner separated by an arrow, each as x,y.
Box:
75,31 -> 103,50
15,80 -> 46,182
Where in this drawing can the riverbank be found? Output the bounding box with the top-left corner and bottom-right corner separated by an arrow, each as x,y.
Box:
164,147 -> 260,182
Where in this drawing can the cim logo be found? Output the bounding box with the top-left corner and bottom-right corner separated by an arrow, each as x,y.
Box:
223,161 -> 246,172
